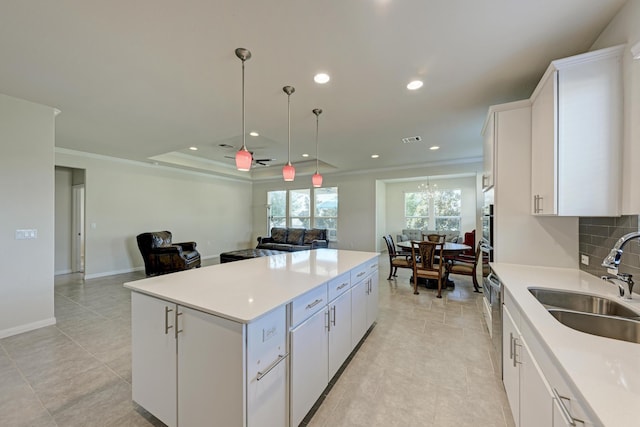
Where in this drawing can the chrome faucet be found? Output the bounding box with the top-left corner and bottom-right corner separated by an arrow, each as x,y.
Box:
601,231 -> 640,299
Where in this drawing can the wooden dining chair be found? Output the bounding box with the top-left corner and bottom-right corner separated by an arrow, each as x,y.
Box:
447,242 -> 486,293
410,240 -> 446,297
423,233 -> 446,243
382,235 -> 413,280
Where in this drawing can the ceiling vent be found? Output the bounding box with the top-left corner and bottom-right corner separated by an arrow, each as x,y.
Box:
402,136 -> 422,144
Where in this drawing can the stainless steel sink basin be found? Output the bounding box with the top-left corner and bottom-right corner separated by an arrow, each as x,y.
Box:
529,287 -> 640,319
548,309 -> 640,344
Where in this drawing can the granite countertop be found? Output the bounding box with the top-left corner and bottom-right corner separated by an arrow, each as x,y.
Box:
490,263 -> 640,427
124,249 -> 378,324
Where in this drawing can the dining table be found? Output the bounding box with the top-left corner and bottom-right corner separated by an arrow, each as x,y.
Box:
396,240 -> 472,288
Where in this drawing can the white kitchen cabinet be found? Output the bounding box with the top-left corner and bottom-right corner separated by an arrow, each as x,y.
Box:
530,45 -> 624,216
366,270 -> 379,328
482,110 -> 496,191
131,292 -> 177,427
290,307 -> 329,427
132,292 -> 286,427
351,277 -> 367,349
328,289 -> 352,378
503,303 -> 553,427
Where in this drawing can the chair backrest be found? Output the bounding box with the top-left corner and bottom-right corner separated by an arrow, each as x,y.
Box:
411,240 -> 444,271
136,231 -> 173,256
423,233 -> 446,243
382,235 -> 397,256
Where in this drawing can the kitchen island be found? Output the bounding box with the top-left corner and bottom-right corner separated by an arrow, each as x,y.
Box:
124,249 -> 379,427
491,263 -> 640,427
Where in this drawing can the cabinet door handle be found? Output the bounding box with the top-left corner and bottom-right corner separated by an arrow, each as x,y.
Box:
509,333 -> 514,360
175,310 -> 183,339
256,353 -> 288,381
164,306 -> 173,335
325,309 -> 330,332
331,305 -> 336,326
513,339 -> 521,367
306,298 -> 324,310
337,282 -> 349,290
552,388 -> 585,426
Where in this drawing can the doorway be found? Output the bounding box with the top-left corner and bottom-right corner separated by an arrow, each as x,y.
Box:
54,166 -> 86,276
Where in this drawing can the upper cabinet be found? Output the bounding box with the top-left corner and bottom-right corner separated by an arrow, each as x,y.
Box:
530,45 -> 624,216
482,111 -> 496,191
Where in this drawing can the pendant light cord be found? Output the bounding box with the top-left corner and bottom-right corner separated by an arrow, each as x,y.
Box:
241,58 -> 246,150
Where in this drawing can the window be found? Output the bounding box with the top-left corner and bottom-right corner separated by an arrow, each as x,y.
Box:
405,188 -> 461,231
314,187 -> 338,240
267,187 -> 338,240
268,191 -> 286,229
289,189 -> 310,228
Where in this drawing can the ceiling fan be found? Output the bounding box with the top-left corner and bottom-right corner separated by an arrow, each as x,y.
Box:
220,143 -> 275,166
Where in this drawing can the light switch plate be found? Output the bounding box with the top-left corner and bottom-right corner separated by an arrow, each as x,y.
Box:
581,254 -> 589,266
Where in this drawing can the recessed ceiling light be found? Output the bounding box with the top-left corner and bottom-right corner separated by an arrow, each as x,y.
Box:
371,154 -> 380,159
314,73 -> 330,84
189,147 -> 198,151
249,131 -> 259,136
407,80 -> 423,90
430,146 -> 440,150
302,153 -> 309,158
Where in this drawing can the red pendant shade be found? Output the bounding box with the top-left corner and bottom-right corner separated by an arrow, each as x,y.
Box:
282,163 -> 295,181
312,172 -> 323,187
235,148 -> 252,171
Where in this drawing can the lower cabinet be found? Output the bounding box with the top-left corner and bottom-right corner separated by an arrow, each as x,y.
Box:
503,290 -> 594,427
132,292 -> 287,427
290,307 -> 329,427
351,271 -> 379,348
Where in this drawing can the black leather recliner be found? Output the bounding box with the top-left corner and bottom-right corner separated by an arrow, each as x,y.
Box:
136,231 -> 201,276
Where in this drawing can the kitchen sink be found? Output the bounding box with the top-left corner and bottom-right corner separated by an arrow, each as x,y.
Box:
528,287 -> 640,319
548,309 -> 640,344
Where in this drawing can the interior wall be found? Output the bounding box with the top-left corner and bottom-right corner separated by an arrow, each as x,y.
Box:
55,167 -> 73,274
55,149 -> 253,278
384,176 -> 478,241
375,180 -> 386,253
251,161 -> 482,253
0,93 -> 56,338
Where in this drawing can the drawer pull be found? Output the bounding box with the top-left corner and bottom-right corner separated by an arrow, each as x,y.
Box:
370,263 -> 378,269
357,271 -> 365,277
336,282 -> 349,290
552,388 -> 585,426
257,353 -> 288,381
306,299 -> 323,310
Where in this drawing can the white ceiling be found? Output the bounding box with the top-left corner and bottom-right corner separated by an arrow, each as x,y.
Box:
0,0 -> 627,180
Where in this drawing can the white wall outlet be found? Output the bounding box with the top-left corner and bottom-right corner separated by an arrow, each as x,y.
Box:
581,254 -> 589,266
15,229 -> 37,240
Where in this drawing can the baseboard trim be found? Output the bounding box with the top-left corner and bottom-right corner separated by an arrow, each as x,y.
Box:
0,317 -> 57,339
55,269 -> 72,276
84,266 -> 144,280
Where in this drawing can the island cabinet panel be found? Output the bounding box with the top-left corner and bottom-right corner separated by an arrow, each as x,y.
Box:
290,307 -> 329,427
131,292 -> 287,427
350,274 -> 368,348
131,292 -> 178,427
328,289 -> 352,378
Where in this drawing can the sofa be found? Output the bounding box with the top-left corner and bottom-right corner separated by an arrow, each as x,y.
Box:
396,228 -> 460,244
257,227 -> 329,251
136,231 -> 201,276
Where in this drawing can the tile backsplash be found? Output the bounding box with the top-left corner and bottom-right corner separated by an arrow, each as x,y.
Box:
579,216 -> 640,290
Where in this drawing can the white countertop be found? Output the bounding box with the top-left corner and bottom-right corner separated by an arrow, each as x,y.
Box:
124,249 -> 378,324
490,263 -> 640,427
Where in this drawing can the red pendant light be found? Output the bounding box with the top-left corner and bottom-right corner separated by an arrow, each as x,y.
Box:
312,108 -> 323,187
282,86 -> 296,182
235,48 -> 253,171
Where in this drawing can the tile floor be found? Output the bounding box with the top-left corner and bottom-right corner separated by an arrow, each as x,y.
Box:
0,256 -> 514,427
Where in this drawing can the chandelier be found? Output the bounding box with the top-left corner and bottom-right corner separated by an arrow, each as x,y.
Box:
417,177 -> 438,200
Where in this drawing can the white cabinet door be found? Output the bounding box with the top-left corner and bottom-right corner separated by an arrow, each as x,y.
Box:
531,70 -> 558,215
290,308 -> 329,427
328,290 -> 352,378
520,338 -> 553,427
131,292 -> 177,427
246,306 -> 288,427
366,272 -> 379,328
482,111 -> 495,191
503,305 -> 520,425
351,279 -> 368,349
177,305 -> 244,427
